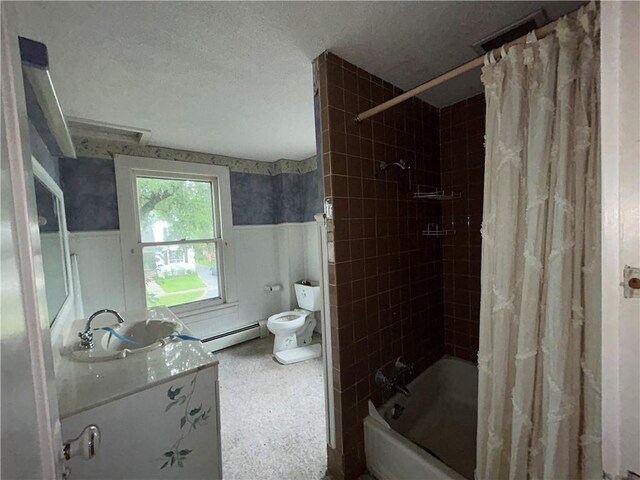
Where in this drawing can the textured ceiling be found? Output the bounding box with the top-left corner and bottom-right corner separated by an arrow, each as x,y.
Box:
12,1 -> 584,161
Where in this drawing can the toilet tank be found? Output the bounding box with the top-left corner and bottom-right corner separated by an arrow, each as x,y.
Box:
294,281 -> 322,311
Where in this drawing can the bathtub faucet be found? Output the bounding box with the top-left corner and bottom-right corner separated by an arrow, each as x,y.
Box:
375,369 -> 411,397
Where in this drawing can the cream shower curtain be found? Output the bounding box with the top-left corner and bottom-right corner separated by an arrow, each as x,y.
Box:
476,4 -> 601,480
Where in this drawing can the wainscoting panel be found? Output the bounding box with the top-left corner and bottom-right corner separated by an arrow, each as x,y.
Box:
69,222 -> 321,338
69,230 -> 126,316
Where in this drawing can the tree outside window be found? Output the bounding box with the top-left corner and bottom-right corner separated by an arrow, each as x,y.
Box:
136,177 -> 221,307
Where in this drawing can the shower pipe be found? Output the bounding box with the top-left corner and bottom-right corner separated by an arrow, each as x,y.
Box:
377,159 -> 412,189
354,15 -> 563,123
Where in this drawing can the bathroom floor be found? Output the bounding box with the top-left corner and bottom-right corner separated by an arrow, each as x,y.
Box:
216,333 -> 327,480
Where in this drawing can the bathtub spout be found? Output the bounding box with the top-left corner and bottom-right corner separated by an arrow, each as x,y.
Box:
394,384 -> 411,397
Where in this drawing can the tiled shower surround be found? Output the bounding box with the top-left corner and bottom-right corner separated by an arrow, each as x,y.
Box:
440,95 -> 485,362
317,52 -> 444,478
316,51 -> 485,479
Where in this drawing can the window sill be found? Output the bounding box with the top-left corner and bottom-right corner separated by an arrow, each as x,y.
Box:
170,301 -> 239,320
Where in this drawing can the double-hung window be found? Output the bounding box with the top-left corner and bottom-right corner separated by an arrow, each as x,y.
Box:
136,175 -> 222,308
115,155 -> 236,314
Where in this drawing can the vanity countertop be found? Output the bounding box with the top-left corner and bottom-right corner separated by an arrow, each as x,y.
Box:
56,306 -> 218,419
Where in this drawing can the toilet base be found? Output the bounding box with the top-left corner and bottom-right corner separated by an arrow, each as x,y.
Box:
272,332 -> 298,353
274,344 -> 322,365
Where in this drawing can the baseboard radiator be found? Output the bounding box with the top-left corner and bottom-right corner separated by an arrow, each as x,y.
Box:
201,322 -> 268,353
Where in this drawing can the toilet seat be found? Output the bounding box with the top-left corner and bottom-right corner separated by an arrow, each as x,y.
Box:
267,310 -> 307,330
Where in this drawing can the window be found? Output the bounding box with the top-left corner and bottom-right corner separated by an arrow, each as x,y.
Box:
115,155 -> 237,314
136,176 -> 222,308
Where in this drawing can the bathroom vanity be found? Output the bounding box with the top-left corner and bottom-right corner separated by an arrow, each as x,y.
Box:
57,307 -> 222,479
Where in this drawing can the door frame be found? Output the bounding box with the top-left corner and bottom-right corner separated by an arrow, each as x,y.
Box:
1,4 -> 62,477
600,1 -> 640,478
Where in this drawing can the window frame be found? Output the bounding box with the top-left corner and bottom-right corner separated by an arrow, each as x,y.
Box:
134,171 -> 225,310
115,155 -> 237,315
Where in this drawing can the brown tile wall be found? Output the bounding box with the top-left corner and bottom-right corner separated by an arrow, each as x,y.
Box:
439,94 -> 485,362
316,51 -> 445,480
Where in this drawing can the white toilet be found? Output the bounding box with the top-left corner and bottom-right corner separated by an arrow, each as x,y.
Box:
267,281 -> 322,364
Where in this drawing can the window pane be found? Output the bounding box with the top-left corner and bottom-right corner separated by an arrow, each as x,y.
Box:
143,242 -> 220,308
136,177 -> 215,242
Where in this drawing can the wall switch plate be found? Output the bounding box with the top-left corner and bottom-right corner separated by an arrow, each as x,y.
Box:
324,198 -> 333,220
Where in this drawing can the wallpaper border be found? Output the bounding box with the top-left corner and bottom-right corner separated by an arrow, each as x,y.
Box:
72,138 -> 317,176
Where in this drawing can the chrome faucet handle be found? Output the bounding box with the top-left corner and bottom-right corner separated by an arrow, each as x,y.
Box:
374,370 -> 392,388
78,330 -> 94,349
375,368 -> 411,397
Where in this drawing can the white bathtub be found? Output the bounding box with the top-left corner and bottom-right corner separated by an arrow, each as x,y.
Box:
364,355 -> 478,480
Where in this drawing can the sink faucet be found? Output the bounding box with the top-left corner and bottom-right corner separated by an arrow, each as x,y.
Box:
78,309 -> 125,349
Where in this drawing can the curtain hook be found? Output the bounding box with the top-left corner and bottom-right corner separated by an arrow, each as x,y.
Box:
526,31 -> 538,44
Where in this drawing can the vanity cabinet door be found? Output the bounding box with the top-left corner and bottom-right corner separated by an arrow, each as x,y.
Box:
62,366 -> 221,479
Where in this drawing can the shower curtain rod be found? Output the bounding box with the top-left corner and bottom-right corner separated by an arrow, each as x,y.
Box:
354,16 -> 561,123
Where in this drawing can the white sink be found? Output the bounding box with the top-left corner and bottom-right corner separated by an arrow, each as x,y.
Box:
71,317 -> 183,363
102,320 -> 182,351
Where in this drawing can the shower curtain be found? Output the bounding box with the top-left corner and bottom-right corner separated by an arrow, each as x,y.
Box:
476,4 -> 601,480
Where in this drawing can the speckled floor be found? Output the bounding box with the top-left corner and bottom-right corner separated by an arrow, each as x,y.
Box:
216,334 -> 327,480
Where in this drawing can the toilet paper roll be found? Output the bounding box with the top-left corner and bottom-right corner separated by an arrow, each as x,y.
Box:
264,284 -> 282,292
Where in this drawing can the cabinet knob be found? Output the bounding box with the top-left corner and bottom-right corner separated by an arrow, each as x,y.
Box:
628,277 -> 640,290
63,424 -> 101,461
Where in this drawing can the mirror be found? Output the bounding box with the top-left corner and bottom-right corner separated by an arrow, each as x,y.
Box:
33,158 -> 72,325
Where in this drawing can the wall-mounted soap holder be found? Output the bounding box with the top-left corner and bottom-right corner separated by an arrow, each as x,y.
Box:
412,185 -> 461,200
422,223 -> 455,236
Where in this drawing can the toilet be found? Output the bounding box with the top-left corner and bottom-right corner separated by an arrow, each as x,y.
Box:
267,281 -> 322,364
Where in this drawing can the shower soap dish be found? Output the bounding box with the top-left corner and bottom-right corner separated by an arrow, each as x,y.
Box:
422,223 -> 455,236
412,185 -> 461,200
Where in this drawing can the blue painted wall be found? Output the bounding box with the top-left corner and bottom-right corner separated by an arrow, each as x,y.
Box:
58,156 -> 323,231
59,157 -> 119,231
229,172 -> 278,225
230,167 -> 323,225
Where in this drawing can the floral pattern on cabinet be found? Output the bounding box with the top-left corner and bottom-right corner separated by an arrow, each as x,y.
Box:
158,373 -> 213,469
61,365 -> 221,479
